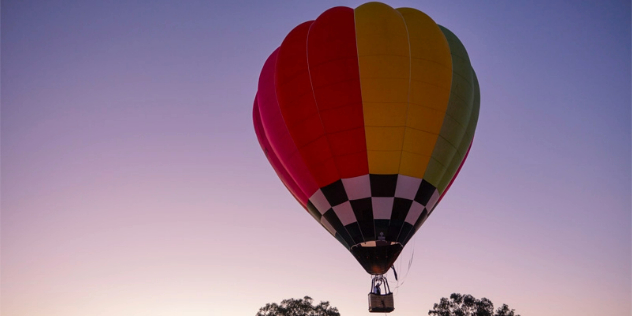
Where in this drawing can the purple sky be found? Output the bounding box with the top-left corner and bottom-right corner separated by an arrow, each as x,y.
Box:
2,1 -> 630,315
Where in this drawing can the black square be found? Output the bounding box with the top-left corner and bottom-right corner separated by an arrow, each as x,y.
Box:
321,179 -> 349,206
413,208 -> 429,231
358,220 -> 375,241
323,209 -> 355,247
374,219 -> 390,240
385,223 -> 401,242
385,198 -> 411,242
334,233 -> 351,250
323,208 -> 343,232
370,174 -> 398,197
350,198 -> 375,240
345,222 -> 365,244
398,223 -> 414,245
391,198 -> 413,222
414,179 -> 436,205
350,198 -> 373,220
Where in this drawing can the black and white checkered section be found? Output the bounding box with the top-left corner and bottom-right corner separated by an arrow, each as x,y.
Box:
306,174 -> 440,250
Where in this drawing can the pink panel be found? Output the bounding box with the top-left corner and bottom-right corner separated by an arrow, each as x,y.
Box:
253,96 -> 307,207
256,48 -> 320,200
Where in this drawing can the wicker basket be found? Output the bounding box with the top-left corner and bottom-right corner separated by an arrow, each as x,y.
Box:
368,293 -> 394,313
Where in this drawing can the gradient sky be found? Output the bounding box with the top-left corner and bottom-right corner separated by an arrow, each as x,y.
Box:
2,1 -> 630,315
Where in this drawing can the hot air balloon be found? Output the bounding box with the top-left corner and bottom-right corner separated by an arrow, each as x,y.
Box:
253,2 -> 479,313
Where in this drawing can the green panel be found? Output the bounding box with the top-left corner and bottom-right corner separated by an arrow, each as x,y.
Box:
438,71 -> 480,192
423,26 -> 475,187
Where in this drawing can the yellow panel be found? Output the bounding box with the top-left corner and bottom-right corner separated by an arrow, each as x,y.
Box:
356,77 -> 409,104
355,2 -> 410,174
358,56 -> 410,83
406,104 -> 444,133
409,82 -> 451,111
402,128 -> 437,156
396,7 -> 452,178
362,102 -> 408,126
367,150 -> 401,174
399,151 -> 431,177
365,126 -> 406,151
411,59 -> 452,90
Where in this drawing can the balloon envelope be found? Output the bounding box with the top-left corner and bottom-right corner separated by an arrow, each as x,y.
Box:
253,2 -> 480,275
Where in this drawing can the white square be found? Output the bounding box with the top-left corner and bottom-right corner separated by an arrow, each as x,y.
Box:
309,190 -> 331,214
426,189 -> 440,211
333,201 -> 357,226
342,175 -> 371,200
405,201 -> 425,225
395,175 -> 422,199
372,197 -> 394,220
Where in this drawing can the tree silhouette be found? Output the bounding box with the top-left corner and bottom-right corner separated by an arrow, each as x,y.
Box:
428,293 -> 519,316
256,296 -> 340,316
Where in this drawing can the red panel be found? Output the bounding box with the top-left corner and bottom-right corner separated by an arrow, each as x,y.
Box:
257,48 -> 319,199
253,96 -> 307,207
336,152 -> 372,179
287,113 -> 323,147
327,128 -> 367,155
319,102 -> 364,134
300,137 -> 334,167
439,141 -> 473,203
275,22 -> 314,85
307,6 -> 369,179
276,20 -> 340,187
